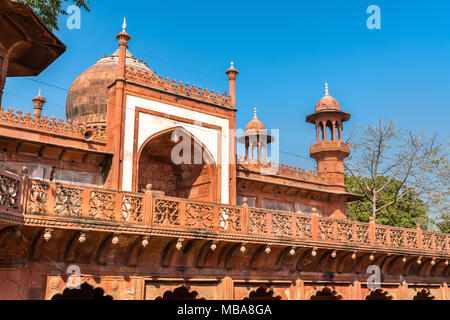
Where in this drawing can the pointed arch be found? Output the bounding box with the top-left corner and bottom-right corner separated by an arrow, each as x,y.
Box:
135,126 -> 217,202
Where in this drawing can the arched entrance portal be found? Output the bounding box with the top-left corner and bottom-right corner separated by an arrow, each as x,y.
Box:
136,127 -> 217,202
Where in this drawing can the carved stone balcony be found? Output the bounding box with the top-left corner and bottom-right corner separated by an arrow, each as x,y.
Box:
310,141 -> 351,155
0,171 -> 448,259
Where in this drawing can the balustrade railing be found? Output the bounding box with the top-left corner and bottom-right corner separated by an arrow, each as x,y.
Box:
0,170 -> 24,214
152,195 -> 244,233
0,107 -> 105,141
237,158 -> 326,184
24,179 -> 145,224
2,177 -> 447,254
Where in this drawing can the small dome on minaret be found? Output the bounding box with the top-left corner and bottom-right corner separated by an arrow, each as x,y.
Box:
244,107 -> 266,133
315,82 -> 341,112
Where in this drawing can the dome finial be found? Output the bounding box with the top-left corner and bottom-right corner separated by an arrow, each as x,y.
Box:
253,107 -> 257,119
122,17 -> 127,31
38,88 -> 41,97
325,82 -> 329,95
230,61 -> 234,68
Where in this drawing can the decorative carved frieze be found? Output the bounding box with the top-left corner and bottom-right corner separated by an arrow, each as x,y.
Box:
0,173 -> 19,209
249,209 -> 268,234
0,107 -> 105,141
296,216 -> 312,239
153,199 -> 180,225
125,68 -> 233,108
122,195 -> 143,223
272,213 -> 292,236
54,186 -> 82,216
356,224 -> 370,244
27,183 -> 49,214
186,203 -> 214,229
89,191 -> 115,220
219,207 -> 242,232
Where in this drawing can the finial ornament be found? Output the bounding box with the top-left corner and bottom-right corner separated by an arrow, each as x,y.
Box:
253,107 -> 257,119
325,82 -> 329,95
38,88 -> 41,97
122,17 -> 127,31
231,61 -> 234,68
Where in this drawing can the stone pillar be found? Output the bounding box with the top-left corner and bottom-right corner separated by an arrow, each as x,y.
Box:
322,121 -> 327,141
338,121 -> 342,141
257,141 -> 261,162
225,62 -> 239,107
352,280 -> 362,300
399,281 -> 409,300
315,122 -> 320,143
332,121 -> 336,141
222,277 -> 234,299
0,48 -> 8,107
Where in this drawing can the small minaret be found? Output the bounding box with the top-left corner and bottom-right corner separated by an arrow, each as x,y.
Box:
32,89 -> 46,119
225,61 -> 239,107
116,17 -> 131,79
306,83 -> 351,190
106,18 -> 132,190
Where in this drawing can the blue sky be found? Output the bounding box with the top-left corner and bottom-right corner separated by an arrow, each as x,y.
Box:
3,0 -> 449,168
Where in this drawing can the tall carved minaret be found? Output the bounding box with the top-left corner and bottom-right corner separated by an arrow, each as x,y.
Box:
306,83 -> 351,191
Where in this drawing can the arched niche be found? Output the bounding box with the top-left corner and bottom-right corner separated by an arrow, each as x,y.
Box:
135,127 -> 217,202
412,289 -> 435,300
243,287 -> 282,300
310,287 -> 343,300
155,285 -> 204,300
51,282 -> 113,300
365,289 -> 393,300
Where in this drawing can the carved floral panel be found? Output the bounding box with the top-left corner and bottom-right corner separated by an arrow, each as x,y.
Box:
54,186 -> 82,216
0,174 -> 20,209
153,199 -> 180,225
186,203 -> 214,229
122,195 -> 143,223
296,216 -> 312,239
249,210 -> 268,234
27,183 -> 49,214
272,213 -> 292,236
89,191 -> 115,220
219,207 -> 242,232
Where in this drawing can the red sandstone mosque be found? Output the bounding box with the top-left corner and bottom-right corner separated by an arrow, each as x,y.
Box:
0,0 -> 448,300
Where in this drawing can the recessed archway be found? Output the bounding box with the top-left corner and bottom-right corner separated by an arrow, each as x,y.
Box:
136,127 -> 217,202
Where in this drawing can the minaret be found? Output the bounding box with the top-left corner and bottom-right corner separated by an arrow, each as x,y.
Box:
32,89 -> 46,119
225,61 -> 239,107
106,18 -> 131,190
306,83 -> 351,190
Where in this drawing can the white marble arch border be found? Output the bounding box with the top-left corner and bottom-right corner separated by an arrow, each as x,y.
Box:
122,95 -> 230,204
